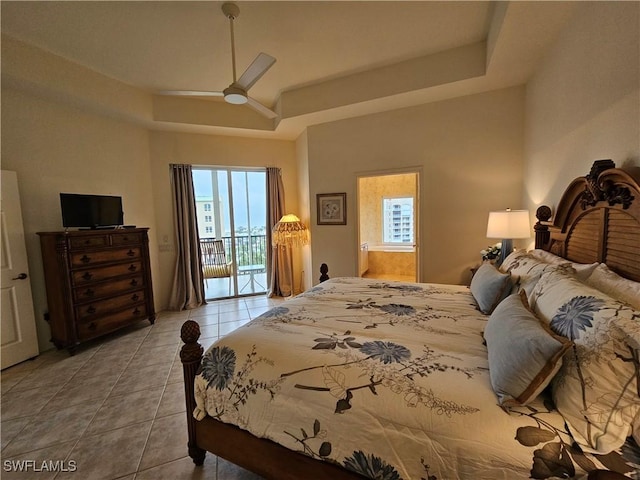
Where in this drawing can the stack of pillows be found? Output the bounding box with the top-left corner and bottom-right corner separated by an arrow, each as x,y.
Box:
470,249 -> 640,455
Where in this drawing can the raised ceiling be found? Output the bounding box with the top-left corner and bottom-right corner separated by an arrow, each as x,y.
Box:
1,1 -> 577,139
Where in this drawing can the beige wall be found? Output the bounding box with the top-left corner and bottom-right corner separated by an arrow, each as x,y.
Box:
148,131 -> 298,308
295,130 -> 313,292
1,87 -> 157,352
523,1 -> 640,217
306,86 -> 525,285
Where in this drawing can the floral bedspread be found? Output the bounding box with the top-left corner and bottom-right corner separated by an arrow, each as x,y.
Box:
193,277 -> 639,480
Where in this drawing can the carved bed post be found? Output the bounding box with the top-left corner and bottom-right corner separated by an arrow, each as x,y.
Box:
319,263 -> 329,282
534,205 -> 552,250
180,320 -> 206,466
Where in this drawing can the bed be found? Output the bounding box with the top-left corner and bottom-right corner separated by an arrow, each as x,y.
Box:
180,160 -> 640,479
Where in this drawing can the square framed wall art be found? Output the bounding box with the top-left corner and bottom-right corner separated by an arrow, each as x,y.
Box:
317,193 -> 346,225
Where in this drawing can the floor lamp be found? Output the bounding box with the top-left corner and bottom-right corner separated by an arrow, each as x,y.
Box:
486,209 -> 530,266
272,214 -> 309,297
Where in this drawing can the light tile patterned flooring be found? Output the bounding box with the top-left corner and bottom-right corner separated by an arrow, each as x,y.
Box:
1,295 -> 283,480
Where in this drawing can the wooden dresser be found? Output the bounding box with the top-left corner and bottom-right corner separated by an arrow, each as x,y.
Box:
37,228 -> 155,354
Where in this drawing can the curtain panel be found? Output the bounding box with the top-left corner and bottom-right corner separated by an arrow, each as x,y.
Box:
168,164 -> 206,310
266,167 -> 292,297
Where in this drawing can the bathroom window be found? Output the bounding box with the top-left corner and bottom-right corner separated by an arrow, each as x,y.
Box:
382,197 -> 414,244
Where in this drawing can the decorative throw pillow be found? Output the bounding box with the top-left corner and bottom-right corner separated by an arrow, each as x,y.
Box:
586,263 -> 640,310
470,263 -> 512,314
484,291 -> 572,406
530,270 -> 640,454
500,250 -> 575,297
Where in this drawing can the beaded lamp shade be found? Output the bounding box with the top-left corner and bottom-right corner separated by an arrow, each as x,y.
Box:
272,214 -> 309,247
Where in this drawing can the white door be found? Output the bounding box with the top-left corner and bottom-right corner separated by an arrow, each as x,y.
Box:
1,170 -> 39,369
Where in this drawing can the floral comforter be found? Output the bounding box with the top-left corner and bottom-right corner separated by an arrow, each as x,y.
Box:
193,277 -> 639,480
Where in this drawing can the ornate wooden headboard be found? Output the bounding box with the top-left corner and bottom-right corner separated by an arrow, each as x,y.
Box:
534,160 -> 640,282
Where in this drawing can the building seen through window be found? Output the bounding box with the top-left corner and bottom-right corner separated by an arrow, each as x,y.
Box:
383,197 -> 413,244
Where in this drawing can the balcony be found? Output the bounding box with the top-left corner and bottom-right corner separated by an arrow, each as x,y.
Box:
200,235 -> 268,299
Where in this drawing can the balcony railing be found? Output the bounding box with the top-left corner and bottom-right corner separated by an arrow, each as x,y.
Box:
200,235 -> 267,271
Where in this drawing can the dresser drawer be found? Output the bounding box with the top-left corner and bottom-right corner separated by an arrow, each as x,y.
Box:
69,235 -> 109,249
76,305 -> 149,341
76,289 -> 146,320
72,261 -> 142,285
70,247 -> 141,267
73,275 -> 144,302
111,233 -> 143,245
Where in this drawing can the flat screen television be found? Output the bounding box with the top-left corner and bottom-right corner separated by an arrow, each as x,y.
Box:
60,193 -> 124,229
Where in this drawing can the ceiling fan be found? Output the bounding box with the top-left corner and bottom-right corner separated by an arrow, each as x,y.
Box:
159,2 -> 277,119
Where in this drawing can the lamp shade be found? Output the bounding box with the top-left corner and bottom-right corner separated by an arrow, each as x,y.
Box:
486,209 -> 530,239
272,214 -> 309,247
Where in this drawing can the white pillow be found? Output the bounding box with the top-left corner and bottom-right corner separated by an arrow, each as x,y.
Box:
528,249 -> 599,281
585,263 -> 640,310
530,270 -> 640,454
500,250 -> 575,298
528,249 -> 568,264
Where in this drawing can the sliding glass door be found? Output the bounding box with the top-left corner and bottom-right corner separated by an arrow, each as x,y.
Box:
192,167 -> 267,299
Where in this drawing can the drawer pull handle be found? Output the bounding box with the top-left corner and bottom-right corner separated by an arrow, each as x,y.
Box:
87,306 -> 96,314
84,288 -> 95,297
81,255 -> 91,263
127,250 -> 135,257
88,322 -> 97,331
128,264 -> 137,272
133,308 -> 141,315
130,279 -> 138,286
82,272 -> 93,281
131,293 -> 140,301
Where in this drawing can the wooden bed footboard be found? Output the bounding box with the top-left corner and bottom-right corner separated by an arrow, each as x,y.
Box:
179,320 -> 206,466
180,319 -> 362,479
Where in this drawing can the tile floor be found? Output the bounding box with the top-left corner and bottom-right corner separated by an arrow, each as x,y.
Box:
1,295 -> 283,480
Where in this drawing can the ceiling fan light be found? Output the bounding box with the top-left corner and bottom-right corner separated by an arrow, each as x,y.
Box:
225,93 -> 247,104
223,86 -> 248,104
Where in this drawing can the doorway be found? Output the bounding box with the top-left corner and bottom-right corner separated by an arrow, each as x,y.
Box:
192,167 -> 267,299
357,171 -> 420,282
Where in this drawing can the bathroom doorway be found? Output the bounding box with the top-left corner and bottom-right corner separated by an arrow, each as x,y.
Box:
357,170 -> 420,282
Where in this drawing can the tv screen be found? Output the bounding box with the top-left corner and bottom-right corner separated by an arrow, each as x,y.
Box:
60,193 -> 123,229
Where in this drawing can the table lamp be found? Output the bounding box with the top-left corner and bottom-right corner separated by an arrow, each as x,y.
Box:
486,209 -> 530,265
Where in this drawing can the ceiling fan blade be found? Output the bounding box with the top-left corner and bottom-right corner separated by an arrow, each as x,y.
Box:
158,90 -> 224,97
236,53 -> 276,91
246,97 -> 277,119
